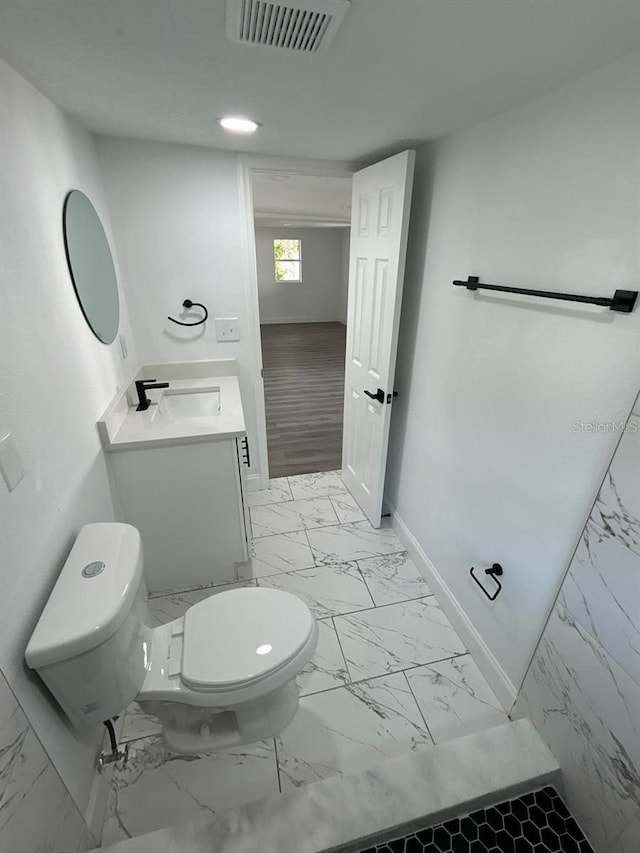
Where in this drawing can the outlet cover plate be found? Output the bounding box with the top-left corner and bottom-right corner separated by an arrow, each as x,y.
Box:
215,318 -> 240,342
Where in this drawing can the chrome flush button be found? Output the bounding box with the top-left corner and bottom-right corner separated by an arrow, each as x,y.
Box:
82,561 -> 105,578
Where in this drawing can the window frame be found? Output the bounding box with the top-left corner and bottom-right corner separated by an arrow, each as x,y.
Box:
273,237 -> 302,283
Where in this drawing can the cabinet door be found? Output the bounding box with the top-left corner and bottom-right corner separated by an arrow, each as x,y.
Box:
111,440 -> 247,594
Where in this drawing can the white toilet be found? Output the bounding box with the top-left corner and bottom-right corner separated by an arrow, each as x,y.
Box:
26,522 -> 318,754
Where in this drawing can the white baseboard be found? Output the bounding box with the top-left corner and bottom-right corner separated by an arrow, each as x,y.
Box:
244,473 -> 263,492
260,316 -> 344,325
386,500 -> 518,712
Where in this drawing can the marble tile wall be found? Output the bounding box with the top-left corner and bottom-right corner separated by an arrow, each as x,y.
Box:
513,392 -> 640,853
0,666 -> 94,852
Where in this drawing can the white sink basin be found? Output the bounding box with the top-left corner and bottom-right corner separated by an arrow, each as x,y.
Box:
99,372 -> 246,450
153,388 -> 221,420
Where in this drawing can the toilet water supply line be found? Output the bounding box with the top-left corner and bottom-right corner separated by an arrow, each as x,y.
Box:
97,719 -> 129,772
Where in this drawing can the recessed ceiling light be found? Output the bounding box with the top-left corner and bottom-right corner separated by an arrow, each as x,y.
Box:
218,116 -> 261,134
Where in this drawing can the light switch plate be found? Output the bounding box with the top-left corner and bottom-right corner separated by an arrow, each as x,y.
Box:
215,318 -> 240,342
0,432 -> 26,491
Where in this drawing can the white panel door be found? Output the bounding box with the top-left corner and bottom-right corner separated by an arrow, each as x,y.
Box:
342,150 -> 415,527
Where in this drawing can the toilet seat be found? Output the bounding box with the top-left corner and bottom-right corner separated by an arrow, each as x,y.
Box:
138,586 -> 318,708
182,587 -> 315,691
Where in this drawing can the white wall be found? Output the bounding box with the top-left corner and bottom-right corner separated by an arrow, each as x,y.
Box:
0,58 -> 137,824
96,139 -> 264,479
255,226 -> 348,324
386,51 -> 640,696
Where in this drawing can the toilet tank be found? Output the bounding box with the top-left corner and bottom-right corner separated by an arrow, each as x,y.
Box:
25,523 -> 151,730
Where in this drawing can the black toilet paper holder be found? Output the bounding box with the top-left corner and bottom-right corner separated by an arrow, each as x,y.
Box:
470,563 -> 503,601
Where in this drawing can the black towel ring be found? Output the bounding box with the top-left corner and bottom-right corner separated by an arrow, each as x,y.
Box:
168,299 -> 208,327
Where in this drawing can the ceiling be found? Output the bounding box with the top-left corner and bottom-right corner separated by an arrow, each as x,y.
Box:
252,171 -> 352,227
1,1 -> 639,161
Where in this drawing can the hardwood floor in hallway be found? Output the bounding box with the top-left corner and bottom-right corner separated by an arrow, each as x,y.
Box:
260,322 -> 346,478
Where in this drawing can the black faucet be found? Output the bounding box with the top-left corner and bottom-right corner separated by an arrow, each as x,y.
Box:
135,379 -> 169,411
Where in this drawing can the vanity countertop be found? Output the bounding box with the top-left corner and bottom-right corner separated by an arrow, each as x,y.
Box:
98,375 -> 246,451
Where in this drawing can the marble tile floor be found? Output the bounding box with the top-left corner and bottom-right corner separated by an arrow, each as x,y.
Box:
101,471 -> 508,846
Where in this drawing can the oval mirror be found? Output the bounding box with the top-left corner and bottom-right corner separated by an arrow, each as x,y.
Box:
63,190 -> 120,344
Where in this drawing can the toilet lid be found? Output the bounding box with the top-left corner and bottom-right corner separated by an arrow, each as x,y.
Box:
181,587 -> 315,691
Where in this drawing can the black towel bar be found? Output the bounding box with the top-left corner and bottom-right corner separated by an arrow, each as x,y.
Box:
453,276 -> 637,313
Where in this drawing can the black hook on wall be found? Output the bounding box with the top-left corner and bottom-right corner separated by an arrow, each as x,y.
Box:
168,299 -> 208,327
470,563 -> 503,601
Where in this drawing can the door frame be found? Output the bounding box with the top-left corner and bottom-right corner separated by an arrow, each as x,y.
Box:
237,154 -> 355,490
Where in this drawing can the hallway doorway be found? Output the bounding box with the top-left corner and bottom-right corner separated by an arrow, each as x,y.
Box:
250,168 -> 352,479
261,321 -> 346,477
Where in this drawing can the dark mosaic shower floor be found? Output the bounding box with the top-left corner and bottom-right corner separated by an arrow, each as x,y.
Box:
354,787 -> 594,853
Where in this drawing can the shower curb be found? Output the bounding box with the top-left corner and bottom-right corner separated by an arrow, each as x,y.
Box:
95,719 -> 560,853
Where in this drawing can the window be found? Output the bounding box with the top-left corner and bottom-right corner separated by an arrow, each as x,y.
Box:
274,238 -> 302,282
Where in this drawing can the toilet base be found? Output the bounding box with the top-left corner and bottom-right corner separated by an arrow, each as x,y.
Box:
138,680 -> 300,754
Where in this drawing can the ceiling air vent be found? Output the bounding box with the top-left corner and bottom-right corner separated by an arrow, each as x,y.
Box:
226,0 -> 350,54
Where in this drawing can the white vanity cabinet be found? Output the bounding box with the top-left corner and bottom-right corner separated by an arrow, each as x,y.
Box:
99,368 -> 251,595
109,436 -> 250,594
